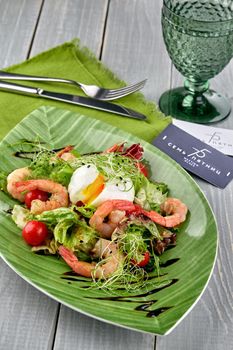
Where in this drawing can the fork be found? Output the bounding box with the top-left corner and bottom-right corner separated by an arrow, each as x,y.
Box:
0,71 -> 147,100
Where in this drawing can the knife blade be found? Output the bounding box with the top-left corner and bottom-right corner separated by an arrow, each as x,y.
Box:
0,80 -> 146,120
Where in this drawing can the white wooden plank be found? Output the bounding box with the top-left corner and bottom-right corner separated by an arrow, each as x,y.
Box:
30,0 -> 109,57
101,0 -> 171,102
2,0 -> 111,348
156,3 -> 233,348
157,184 -> 233,350
0,0 -> 43,67
0,262 -> 58,349
0,1 -> 60,349
53,306 -> 154,350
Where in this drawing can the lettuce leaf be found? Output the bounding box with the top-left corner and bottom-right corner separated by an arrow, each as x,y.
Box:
135,177 -> 168,211
29,152 -> 74,186
54,219 -> 98,253
75,205 -> 96,218
12,205 -> 30,229
31,207 -> 80,227
31,238 -> 58,255
32,206 -> 98,253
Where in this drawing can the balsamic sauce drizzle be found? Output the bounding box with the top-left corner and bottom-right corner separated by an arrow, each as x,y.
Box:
84,278 -> 177,318
61,258 -> 179,317
135,301 -> 157,311
13,142 -> 72,160
147,307 -> 172,318
160,258 -> 180,268
14,148 -> 62,160
14,151 -> 39,159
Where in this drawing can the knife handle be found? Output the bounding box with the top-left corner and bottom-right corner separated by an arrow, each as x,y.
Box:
0,80 -> 40,95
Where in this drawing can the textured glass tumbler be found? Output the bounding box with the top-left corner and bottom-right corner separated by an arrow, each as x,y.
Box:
159,0 -> 233,123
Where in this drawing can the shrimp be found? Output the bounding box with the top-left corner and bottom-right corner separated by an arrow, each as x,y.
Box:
89,199 -> 135,238
15,179 -> 69,214
7,167 -> 31,202
56,145 -> 74,157
60,152 -> 76,162
104,142 -> 125,153
140,198 -> 188,228
59,238 -> 124,279
56,145 -> 76,162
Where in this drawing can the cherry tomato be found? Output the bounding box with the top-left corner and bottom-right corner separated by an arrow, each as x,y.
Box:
22,221 -> 48,246
132,251 -> 150,267
24,189 -> 49,209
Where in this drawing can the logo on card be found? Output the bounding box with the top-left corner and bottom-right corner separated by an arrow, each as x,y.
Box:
187,147 -> 211,158
185,147 -> 221,175
153,124 -> 233,188
162,136 -> 221,175
205,131 -> 233,148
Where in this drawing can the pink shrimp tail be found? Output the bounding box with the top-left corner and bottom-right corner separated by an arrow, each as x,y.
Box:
59,246 -> 94,278
59,246 -> 78,266
128,200 -> 187,228
56,145 -> 74,158
93,200 -> 135,216
141,209 -> 166,226
127,204 -> 166,226
104,142 -> 125,153
110,199 -> 136,211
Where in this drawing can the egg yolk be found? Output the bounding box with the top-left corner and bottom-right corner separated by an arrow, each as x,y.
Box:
82,174 -> 105,205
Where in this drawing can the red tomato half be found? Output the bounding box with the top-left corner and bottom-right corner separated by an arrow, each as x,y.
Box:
24,189 -> 49,209
22,221 -> 48,246
132,251 -> 150,267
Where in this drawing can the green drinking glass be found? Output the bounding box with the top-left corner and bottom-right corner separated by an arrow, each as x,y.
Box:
159,0 -> 233,123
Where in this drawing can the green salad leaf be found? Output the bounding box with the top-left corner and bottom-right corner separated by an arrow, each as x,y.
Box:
75,205 -> 96,218
29,151 -> 74,186
55,220 -> 98,253
31,207 -> 80,226
32,207 -> 98,253
135,177 -> 168,212
32,238 -> 59,255
12,205 -> 30,229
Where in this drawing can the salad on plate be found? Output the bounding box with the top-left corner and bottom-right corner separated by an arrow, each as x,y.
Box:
4,142 -> 188,290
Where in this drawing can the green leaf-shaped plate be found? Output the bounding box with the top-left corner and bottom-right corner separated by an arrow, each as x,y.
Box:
0,106 -> 217,335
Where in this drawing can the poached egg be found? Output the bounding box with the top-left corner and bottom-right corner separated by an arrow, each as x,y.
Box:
68,164 -> 134,206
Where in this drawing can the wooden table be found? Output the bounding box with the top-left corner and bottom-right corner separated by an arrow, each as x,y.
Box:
0,1 -> 232,349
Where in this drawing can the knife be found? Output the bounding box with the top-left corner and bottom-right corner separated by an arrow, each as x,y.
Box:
0,80 -> 146,120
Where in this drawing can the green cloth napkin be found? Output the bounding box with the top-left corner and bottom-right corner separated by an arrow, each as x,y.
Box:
0,39 -> 171,142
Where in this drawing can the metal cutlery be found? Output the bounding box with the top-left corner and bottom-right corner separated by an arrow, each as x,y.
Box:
0,80 -> 147,120
0,71 -> 147,101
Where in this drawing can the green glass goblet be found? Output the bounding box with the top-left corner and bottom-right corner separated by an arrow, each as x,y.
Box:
159,0 -> 233,123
